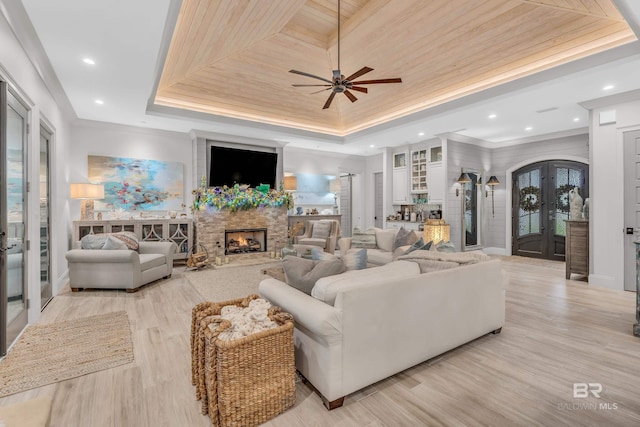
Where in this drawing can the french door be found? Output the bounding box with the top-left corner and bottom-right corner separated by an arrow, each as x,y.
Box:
1,82 -> 29,356
512,160 -> 588,261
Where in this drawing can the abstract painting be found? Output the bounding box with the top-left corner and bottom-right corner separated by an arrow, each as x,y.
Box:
88,155 -> 183,211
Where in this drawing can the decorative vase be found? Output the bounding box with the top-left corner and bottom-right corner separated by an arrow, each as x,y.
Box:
281,239 -> 296,258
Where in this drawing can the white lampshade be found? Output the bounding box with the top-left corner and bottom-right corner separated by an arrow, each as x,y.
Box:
70,183 -> 104,199
330,178 -> 341,193
283,176 -> 297,191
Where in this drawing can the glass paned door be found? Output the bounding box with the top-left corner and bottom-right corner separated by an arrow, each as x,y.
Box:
40,126 -> 52,309
1,84 -> 29,356
512,160 -> 588,261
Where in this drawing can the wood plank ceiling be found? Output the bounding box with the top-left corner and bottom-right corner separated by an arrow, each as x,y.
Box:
154,0 -> 635,136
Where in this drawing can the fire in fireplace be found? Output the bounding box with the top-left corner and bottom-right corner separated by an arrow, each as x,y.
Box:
225,228 -> 267,254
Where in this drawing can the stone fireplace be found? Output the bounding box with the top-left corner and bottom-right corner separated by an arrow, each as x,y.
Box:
194,207 -> 287,260
225,228 -> 267,254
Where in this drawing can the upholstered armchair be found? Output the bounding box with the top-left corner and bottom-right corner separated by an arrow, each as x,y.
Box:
294,220 -> 340,254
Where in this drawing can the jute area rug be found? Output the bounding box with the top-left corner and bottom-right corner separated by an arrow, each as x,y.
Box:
185,261 -> 282,302
0,311 -> 133,398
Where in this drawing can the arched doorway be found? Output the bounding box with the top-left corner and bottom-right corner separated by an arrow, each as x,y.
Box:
512,160 -> 588,261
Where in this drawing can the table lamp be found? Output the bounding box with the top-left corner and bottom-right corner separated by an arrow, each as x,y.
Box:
70,183 -> 104,220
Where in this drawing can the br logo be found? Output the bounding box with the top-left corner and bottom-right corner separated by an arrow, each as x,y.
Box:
573,383 -> 602,398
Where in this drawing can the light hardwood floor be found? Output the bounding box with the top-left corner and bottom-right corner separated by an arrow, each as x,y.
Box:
1,256 -> 639,426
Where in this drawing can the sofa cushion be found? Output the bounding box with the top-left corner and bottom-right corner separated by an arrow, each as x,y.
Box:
374,228 -> 396,252
312,260 -> 420,305
102,235 -> 128,250
351,227 -> 377,249
80,234 -> 108,249
366,249 -> 393,266
298,237 -> 327,248
282,256 -> 345,295
393,227 -> 418,250
139,253 -> 166,271
311,221 -> 332,239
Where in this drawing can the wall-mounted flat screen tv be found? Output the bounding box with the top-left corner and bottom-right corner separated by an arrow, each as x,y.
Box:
209,146 -> 277,188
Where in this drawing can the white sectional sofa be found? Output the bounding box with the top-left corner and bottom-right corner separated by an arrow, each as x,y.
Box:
259,257 -> 506,409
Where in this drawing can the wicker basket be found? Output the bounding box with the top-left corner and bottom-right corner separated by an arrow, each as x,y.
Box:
191,295 -> 296,427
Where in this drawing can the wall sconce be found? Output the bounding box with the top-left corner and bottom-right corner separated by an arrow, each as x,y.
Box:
70,183 -> 105,220
455,172 -> 471,197
487,175 -> 500,217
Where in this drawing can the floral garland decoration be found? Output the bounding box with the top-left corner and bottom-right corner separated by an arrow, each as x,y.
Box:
519,185 -> 540,212
192,177 -> 293,212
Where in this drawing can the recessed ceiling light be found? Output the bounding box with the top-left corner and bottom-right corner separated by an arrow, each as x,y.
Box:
369,144 -> 375,148
603,84 -> 615,91
573,117 -> 580,122
418,132 -> 424,136
488,114 -> 497,119
94,99 -> 104,105
525,126 -> 533,131
83,58 -> 95,65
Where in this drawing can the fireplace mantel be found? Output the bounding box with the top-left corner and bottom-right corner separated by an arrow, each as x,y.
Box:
194,207 -> 287,260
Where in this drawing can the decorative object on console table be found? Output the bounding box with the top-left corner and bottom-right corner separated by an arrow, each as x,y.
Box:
423,219 -> 450,244
565,220 -> 588,280
330,178 -> 341,214
70,183 -> 104,220
635,241 -> 640,337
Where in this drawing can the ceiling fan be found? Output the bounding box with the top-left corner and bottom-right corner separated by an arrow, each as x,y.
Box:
289,0 -> 402,110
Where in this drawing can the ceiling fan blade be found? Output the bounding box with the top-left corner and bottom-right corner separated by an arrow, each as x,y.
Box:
350,86 -> 368,94
292,84 -> 332,87
344,90 -> 358,103
311,87 -> 332,94
323,92 -> 336,109
289,69 -> 333,84
350,78 -> 402,85
345,67 -> 373,81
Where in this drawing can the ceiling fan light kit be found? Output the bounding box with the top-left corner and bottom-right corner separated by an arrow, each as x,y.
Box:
290,0 -> 401,109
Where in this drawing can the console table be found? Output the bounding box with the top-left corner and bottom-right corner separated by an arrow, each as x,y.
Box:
73,219 -> 194,262
565,220 -> 589,280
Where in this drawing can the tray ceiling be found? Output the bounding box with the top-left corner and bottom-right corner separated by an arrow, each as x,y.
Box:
154,0 -> 635,136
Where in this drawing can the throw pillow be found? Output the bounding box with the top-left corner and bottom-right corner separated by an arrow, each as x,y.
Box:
351,227 -> 377,249
312,247 -> 367,271
310,247 -> 335,261
342,248 -> 367,271
311,221 -> 332,239
282,256 -> 346,295
102,235 -> 128,250
80,233 -> 108,250
112,231 -> 139,251
393,227 -> 418,250
436,240 -> 457,253
403,237 -> 424,255
374,228 -> 396,252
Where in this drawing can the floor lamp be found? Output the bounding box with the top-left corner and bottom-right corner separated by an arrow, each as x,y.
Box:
70,183 -> 105,220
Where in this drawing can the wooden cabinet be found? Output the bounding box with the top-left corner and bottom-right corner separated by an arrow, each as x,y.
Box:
392,168 -> 409,204
427,163 -> 444,203
411,149 -> 427,193
73,219 -> 194,262
565,220 -> 588,280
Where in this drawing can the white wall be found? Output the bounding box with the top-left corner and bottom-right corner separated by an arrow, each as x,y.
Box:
283,146 -> 367,230
582,91 -> 640,290
70,120 -> 193,219
1,7 -> 73,321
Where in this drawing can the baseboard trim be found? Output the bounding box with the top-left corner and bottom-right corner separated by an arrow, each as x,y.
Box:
482,247 -> 508,256
588,274 -> 621,291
